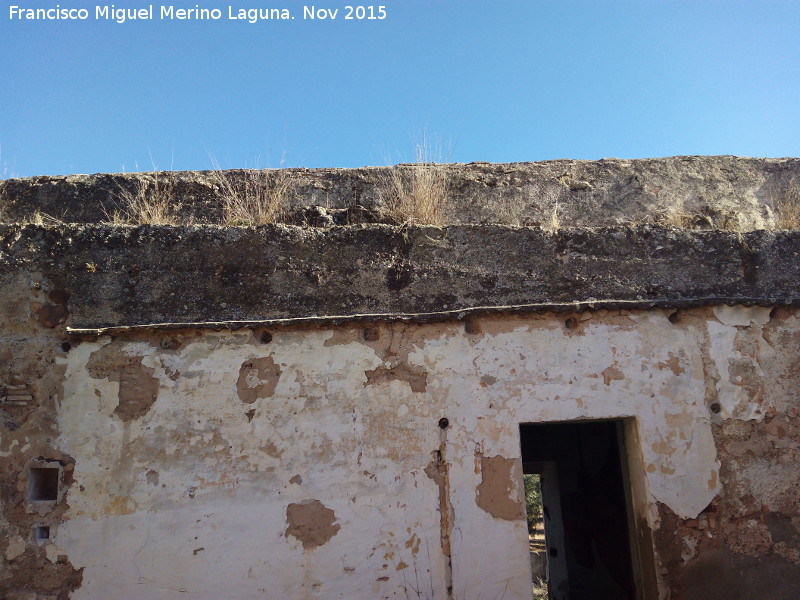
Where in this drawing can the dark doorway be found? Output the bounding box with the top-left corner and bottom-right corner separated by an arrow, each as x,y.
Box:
520,420 -> 639,600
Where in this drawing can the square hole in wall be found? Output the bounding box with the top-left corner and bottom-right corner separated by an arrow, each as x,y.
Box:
35,525 -> 50,541
28,467 -> 59,501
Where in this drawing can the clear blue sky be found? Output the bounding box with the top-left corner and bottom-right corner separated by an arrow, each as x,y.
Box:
2,0 -> 799,177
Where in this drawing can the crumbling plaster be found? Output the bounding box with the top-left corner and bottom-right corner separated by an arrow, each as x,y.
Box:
20,303 -> 788,599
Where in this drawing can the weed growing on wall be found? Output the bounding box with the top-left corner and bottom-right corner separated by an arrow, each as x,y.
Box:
211,168 -> 292,226
547,202 -> 561,231
0,144 -> 12,222
773,179 -> 800,229
29,210 -> 64,225
109,171 -> 181,225
660,195 -> 695,228
0,183 -> 7,223
378,135 -> 450,226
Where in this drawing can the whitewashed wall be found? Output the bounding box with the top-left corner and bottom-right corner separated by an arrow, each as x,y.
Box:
45,305 -> 787,600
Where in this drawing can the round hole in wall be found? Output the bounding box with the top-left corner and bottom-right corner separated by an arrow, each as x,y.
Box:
260,331 -> 273,344
668,310 -> 680,324
464,320 -> 481,335
438,417 -> 449,429
710,402 -> 721,414
363,327 -> 380,342
565,317 -> 578,330
60,342 -> 71,352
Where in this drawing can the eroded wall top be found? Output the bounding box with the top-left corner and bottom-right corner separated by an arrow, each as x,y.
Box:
1,156 -> 799,229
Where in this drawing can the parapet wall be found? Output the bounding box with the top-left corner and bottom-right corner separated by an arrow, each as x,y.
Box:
2,156 -> 799,229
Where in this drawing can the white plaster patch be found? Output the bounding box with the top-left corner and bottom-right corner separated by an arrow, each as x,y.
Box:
45,543 -> 68,563
712,305 -> 771,327
0,438 -> 20,457
5,536 -> 26,561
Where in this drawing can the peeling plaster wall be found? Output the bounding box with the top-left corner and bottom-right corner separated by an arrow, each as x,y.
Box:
3,300 -> 800,599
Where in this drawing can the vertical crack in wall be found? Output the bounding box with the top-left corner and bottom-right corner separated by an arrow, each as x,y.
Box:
424,438 -> 454,599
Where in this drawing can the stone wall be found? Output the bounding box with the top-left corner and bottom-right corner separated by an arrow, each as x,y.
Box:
1,160 -> 799,599
1,224 -> 798,331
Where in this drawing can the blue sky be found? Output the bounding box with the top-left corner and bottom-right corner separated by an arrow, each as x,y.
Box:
2,0 -> 799,177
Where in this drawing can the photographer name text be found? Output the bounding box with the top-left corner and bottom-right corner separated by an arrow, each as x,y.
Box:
8,4 -> 387,23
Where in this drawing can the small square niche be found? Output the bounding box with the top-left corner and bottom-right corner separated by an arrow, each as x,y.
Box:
35,525 -> 51,541
28,467 -> 60,502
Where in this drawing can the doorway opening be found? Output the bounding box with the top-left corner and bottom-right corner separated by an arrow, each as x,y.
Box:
520,420 -> 641,600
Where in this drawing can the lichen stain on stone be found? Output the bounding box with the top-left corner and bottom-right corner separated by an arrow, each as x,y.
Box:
285,499 -> 341,550
237,356 -> 282,404
601,365 -> 625,386
364,364 -> 427,393
475,454 -> 524,521
86,344 -> 159,420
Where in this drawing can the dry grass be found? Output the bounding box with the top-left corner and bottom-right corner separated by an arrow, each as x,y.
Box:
495,184 -> 562,229
109,171 -> 180,225
0,148 -> 12,222
659,195 -> 695,228
211,168 -> 291,226
0,183 -> 8,223
772,179 -> 800,229
1,181 -> 64,225
29,210 -> 64,225
378,138 -> 450,226
547,202 -> 561,231
532,576 -> 549,600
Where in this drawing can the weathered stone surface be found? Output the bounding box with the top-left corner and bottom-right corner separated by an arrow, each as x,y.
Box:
2,156 -> 798,228
0,223 -> 798,330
